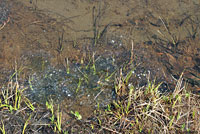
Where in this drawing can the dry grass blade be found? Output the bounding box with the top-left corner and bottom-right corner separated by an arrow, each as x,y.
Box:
173,72 -> 184,98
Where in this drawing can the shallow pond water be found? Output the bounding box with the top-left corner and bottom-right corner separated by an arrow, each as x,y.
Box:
0,0 -> 200,118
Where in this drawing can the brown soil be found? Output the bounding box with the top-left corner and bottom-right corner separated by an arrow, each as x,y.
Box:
0,0 -> 200,120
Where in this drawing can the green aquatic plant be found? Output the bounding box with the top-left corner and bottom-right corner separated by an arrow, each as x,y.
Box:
28,75 -> 34,90
0,73 -> 33,112
105,69 -> 117,81
76,66 -> 89,82
125,66 -> 137,85
22,114 -> 32,134
0,120 -> 5,134
71,110 -> 82,120
46,100 -> 55,123
76,78 -> 82,93
126,84 -> 134,114
145,80 -> 163,102
55,105 -> 62,133
46,100 -> 63,133
24,96 -> 35,111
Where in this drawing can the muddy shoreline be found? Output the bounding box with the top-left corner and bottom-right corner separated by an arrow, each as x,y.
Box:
0,0 -> 199,113
0,0 -> 199,105
0,0 -> 200,133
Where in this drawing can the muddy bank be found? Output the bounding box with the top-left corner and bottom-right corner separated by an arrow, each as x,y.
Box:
0,0 -> 199,120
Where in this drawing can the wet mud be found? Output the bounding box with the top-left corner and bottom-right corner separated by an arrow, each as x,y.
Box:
0,0 -> 200,119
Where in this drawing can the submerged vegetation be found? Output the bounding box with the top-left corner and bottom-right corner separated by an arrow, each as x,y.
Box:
0,53 -> 199,133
